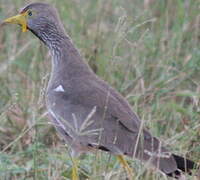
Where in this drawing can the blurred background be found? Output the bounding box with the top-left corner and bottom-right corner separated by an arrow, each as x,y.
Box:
0,0 -> 199,179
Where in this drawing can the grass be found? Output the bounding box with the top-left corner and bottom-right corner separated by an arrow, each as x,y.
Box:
0,0 -> 199,179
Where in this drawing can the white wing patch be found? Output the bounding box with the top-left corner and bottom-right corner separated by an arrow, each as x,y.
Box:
54,85 -> 65,92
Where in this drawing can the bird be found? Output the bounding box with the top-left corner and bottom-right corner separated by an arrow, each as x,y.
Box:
3,2 -> 197,180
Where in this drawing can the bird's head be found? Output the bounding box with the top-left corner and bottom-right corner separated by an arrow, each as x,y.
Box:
3,3 -> 66,45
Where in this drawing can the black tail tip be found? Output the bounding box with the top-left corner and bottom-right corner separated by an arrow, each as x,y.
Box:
173,154 -> 196,173
166,154 -> 198,179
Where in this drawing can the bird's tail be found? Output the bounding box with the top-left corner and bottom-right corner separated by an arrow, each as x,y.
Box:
166,154 -> 197,178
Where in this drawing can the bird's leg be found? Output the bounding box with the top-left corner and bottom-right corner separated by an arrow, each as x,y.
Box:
117,155 -> 134,180
72,158 -> 79,180
69,148 -> 80,180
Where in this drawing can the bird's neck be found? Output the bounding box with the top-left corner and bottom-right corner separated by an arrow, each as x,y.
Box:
44,32 -> 93,87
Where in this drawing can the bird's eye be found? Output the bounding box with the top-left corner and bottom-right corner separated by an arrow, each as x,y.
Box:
28,11 -> 32,16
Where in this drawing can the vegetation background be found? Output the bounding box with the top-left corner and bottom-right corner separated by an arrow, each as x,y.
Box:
0,0 -> 199,179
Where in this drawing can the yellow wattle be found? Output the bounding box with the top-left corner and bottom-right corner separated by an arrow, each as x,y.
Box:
3,12 -> 28,32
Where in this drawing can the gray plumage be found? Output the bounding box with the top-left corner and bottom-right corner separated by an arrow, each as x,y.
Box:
14,2 -> 197,178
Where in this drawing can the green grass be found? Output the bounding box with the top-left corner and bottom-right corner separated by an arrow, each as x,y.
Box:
0,0 -> 199,179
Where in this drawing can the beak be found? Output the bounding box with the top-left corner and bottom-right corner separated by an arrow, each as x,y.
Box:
3,12 -> 27,32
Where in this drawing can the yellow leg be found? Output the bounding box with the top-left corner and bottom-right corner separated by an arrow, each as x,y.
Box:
117,155 -> 134,180
72,158 -> 79,180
